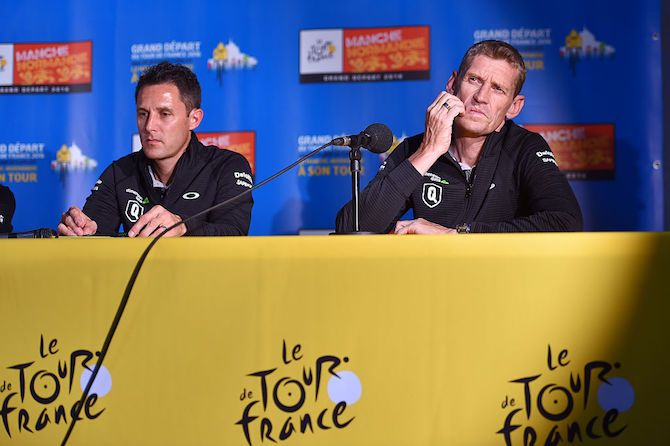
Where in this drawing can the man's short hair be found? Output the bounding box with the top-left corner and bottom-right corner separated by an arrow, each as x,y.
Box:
456,40 -> 526,96
135,61 -> 202,111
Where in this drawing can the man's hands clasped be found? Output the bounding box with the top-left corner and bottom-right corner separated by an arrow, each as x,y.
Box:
58,205 -> 185,237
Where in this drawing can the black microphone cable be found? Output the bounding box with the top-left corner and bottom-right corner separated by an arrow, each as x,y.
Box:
61,139 -> 337,445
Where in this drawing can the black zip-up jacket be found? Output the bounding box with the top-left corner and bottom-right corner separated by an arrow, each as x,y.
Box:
83,132 -> 253,235
336,121 -> 582,233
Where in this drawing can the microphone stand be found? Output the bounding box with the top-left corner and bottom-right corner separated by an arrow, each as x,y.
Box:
349,144 -> 363,232
344,143 -> 374,235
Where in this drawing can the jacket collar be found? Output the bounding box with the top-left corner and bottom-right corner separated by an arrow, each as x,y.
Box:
462,120 -> 511,220
139,131 -> 209,206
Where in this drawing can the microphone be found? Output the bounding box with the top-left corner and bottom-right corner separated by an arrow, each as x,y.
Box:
0,228 -> 57,238
331,123 -> 393,153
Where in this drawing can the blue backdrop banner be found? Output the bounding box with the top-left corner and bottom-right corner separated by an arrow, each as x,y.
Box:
0,0 -> 662,234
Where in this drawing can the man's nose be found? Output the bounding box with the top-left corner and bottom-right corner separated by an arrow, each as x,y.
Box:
473,85 -> 490,104
143,113 -> 157,131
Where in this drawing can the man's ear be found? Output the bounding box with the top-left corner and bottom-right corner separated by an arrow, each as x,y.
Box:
505,95 -> 525,120
188,108 -> 204,130
446,70 -> 458,94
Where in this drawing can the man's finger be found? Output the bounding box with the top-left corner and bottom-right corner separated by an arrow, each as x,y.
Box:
82,219 -> 97,235
154,224 -> 171,238
127,208 -> 158,237
63,214 -> 84,236
428,91 -> 449,113
139,219 -> 162,238
57,223 -> 76,236
67,208 -> 85,227
395,225 -> 413,235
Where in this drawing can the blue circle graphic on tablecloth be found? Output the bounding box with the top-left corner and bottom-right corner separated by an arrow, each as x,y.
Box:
597,377 -> 634,413
328,370 -> 362,405
80,364 -> 113,397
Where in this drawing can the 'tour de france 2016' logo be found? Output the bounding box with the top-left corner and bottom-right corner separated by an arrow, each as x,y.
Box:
497,344 -> 634,445
236,340 -> 362,445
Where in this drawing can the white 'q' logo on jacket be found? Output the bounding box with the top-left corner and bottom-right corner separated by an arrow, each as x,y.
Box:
422,183 -> 442,208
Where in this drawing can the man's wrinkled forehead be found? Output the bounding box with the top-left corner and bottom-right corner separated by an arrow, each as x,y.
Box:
460,55 -> 522,94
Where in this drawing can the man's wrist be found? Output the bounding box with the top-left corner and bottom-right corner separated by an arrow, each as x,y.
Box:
409,143 -> 446,176
456,223 -> 471,234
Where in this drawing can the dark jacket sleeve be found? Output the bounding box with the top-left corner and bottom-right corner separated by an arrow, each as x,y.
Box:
469,133 -> 583,232
335,136 -> 424,233
82,163 -> 122,234
0,185 -> 16,233
185,153 -> 253,236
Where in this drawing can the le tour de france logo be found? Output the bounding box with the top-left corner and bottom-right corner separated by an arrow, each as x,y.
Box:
0,335 -> 112,440
236,340 -> 362,445
497,344 -> 634,445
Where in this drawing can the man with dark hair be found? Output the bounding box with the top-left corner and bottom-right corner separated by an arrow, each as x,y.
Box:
58,62 -> 253,237
336,40 -> 582,234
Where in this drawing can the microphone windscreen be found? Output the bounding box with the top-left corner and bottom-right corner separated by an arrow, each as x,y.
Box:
363,123 -> 394,153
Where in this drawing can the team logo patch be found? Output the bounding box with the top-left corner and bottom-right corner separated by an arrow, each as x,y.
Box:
422,183 -> 442,208
125,200 -> 144,222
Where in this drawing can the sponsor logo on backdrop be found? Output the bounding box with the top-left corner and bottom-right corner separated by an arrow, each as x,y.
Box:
0,142 -> 45,162
0,41 -> 92,94
198,131 -> 256,174
300,26 -> 430,83
207,40 -> 258,85
130,40 -> 202,83
497,345 -> 632,445
50,142 -> 99,185
523,124 -> 615,180
297,134 -> 357,178
560,28 -> 615,76
0,141 -> 46,185
0,45 -> 14,86
236,340 -> 360,445
474,28 -> 552,72
50,142 -> 98,172
0,54 -> 8,73
297,132 -> 405,177
0,335 -> 110,440
378,132 -> 407,164
132,131 -> 256,173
